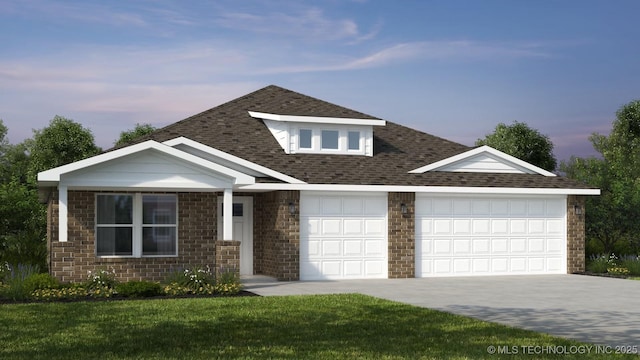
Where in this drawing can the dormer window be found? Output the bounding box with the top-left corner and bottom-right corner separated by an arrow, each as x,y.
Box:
249,111 -> 385,157
321,130 -> 339,150
299,129 -> 312,149
348,131 -> 360,151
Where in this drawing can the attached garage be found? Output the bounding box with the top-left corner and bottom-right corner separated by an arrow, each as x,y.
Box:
300,192 -> 388,280
416,194 -> 567,277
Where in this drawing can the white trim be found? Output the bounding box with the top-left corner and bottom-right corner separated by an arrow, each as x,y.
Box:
238,183 -> 600,195
408,146 -> 557,177
38,140 -> 255,186
162,137 -> 305,184
58,185 -> 68,242
248,111 -> 386,126
223,188 -> 233,240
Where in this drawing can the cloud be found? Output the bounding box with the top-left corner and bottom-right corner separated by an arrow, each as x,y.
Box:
212,6 -> 363,41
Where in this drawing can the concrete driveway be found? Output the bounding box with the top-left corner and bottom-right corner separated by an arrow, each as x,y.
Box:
243,275 -> 640,348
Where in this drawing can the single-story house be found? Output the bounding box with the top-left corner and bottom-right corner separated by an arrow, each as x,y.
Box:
38,85 -> 599,282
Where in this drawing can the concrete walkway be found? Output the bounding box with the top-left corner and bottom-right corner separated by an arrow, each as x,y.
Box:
242,274 -> 640,348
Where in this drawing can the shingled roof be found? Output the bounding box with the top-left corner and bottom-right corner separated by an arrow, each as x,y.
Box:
131,85 -> 593,189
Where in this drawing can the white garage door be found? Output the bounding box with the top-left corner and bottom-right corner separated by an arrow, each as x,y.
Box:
300,192 -> 388,280
416,195 -> 566,277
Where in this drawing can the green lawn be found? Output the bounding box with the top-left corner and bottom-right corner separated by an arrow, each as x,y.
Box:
0,294 -> 634,359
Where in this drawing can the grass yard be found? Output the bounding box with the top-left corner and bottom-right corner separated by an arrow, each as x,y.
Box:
0,294 -> 634,360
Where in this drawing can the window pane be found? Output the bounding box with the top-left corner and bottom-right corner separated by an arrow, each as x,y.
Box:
96,227 -> 133,256
143,195 -> 177,224
97,195 -> 133,224
321,130 -> 339,149
142,227 -> 177,256
220,203 -> 244,217
348,131 -> 360,150
299,129 -> 312,149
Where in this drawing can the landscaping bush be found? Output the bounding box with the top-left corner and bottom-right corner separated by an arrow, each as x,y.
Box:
215,268 -> 242,295
0,263 -> 40,300
86,268 -> 118,289
164,266 -> 216,295
116,281 -> 163,298
586,254 -> 611,273
23,273 -> 59,294
620,255 -> 640,275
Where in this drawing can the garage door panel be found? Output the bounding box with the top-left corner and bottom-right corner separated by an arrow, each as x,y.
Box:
364,198 -> 387,216
433,239 -> 452,254
364,260 -> 385,276
343,260 -> 363,276
364,239 -> 384,256
453,219 -> 471,234
322,240 -> 341,256
510,238 -> 527,253
510,219 -> 527,234
434,219 -> 452,234
343,198 -> 363,215
473,219 -> 490,234
417,195 -> 567,277
453,238 -> 471,254
529,219 -> 545,234
321,219 -> 341,235
343,219 -> 363,235
453,258 -> 472,273
472,238 -> 490,253
322,198 -> 342,215
301,193 -> 387,280
365,219 -> 385,235
343,239 -> 362,256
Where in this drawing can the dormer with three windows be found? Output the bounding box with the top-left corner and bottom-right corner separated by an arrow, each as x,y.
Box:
249,111 -> 386,156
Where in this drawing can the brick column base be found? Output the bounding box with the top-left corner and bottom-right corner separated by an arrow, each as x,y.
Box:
215,240 -> 241,274
388,192 -> 415,278
567,195 -> 586,273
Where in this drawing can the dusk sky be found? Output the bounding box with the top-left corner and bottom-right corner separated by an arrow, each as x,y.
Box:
1,0 -> 639,162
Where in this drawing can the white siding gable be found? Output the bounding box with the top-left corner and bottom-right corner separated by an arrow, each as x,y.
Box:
438,153 -> 531,174
409,146 -> 556,177
61,150 -> 237,190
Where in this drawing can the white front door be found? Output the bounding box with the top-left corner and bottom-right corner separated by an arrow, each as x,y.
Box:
217,196 -> 253,276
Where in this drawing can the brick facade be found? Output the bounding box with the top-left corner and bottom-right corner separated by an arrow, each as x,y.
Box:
254,190 -> 300,280
388,192 -> 415,278
566,195 -> 586,273
49,191 -> 218,283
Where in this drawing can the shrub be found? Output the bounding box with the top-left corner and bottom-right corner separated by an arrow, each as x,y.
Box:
0,262 -> 11,284
620,255 -> 640,275
23,273 -> 59,294
214,268 -> 241,295
0,264 -> 40,300
86,268 -> 118,290
116,281 -> 163,298
607,267 -> 630,276
586,254 -> 610,273
164,266 -> 214,289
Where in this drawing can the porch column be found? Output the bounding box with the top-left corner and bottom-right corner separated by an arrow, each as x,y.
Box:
58,184 -> 68,242
223,188 -> 233,240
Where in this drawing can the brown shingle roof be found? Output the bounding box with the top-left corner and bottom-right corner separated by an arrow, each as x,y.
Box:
132,85 -> 593,190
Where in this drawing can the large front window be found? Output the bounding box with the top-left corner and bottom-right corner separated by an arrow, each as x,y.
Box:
96,194 -> 177,257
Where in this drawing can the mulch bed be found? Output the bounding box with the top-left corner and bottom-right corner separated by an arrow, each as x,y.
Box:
0,290 -> 259,305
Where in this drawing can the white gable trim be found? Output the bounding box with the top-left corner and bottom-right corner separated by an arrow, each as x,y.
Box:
408,146 -> 557,177
38,140 -> 255,186
162,137 -> 306,184
248,111 -> 386,126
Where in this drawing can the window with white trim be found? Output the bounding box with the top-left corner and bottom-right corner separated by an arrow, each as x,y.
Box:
294,126 -> 370,155
96,194 -> 177,257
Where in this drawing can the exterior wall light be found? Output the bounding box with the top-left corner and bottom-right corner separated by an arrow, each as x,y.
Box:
289,202 -> 296,215
574,204 -> 583,215
400,203 -> 408,214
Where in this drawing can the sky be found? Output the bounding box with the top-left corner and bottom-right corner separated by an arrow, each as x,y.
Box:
1,0 -> 639,162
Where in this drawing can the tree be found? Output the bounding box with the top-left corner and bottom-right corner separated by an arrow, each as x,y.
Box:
28,116 -> 101,179
115,123 -> 156,146
476,121 -> 557,171
561,100 -> 640,255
